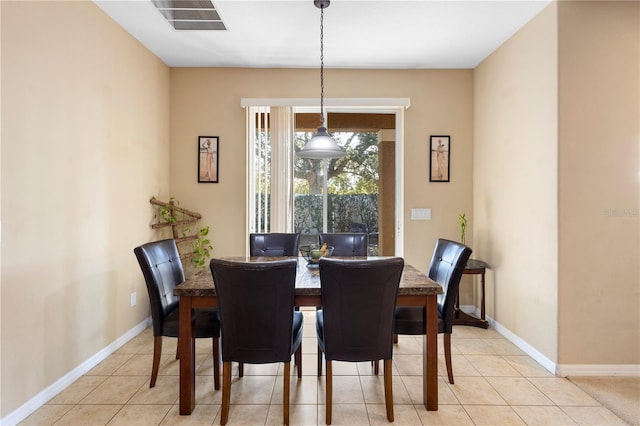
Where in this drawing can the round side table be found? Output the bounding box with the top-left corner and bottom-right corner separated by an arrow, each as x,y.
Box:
454,258 -> 489,329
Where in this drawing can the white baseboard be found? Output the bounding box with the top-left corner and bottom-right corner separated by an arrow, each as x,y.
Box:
489,316 -> 557,374
461,305 -> 640,378
460,305 -> 557,374
556,364 -> 640,377
1,317 -> 151,426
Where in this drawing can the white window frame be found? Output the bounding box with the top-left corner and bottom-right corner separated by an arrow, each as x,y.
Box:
243,98 -> 409,256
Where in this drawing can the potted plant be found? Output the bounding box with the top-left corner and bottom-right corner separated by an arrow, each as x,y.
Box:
457,213 -> 468,245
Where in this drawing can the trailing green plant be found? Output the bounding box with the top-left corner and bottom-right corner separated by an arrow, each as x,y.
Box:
154,196 -> 213,269
158,197 -> 179,224
185,226 -> 213,269
457,213 -> 468,245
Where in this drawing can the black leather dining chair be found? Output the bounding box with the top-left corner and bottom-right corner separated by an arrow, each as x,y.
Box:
249,232 -> 300,257
318,232 -> 368,257
134,239 -> 221,389
394,238 -> 472,384
349,222 -> 368,233
209,258 -> 302,426
316,257 -> 404,424
245,232 -> 301,376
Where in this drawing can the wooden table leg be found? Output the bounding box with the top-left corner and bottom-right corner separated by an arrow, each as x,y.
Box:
424,294 -> 438,411
179,296 -> 196,415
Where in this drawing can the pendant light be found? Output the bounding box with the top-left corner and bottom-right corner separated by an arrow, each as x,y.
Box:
298,0 -> 346,160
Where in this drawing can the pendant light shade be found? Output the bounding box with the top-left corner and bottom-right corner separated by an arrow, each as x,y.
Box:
299,126 -> 346,159
298,0 -> 346,160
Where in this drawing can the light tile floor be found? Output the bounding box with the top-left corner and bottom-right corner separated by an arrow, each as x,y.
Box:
20,310 -> 635,425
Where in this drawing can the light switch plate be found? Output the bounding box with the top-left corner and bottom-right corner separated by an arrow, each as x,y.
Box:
411,208 -> 431,220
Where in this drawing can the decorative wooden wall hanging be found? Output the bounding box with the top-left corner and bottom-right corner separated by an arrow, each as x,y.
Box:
149,196 -> 204,263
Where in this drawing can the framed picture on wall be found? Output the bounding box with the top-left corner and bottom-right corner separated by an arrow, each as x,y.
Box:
429,135 -> 450,182
198,136 -> 219,183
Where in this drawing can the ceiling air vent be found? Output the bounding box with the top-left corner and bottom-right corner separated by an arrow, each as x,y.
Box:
152,0 -> 227,31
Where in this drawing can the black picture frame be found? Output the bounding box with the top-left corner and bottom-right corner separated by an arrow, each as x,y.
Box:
429,135 -> 450,182
198,136 -> 219,183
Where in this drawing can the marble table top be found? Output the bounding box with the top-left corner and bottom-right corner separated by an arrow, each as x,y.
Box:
174,256 -> 442,297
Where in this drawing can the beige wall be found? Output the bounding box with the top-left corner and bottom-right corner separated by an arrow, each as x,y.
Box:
0,1 -> 3,417
474,0 -> 640,367
557,1 -> 639,366
169,68 -> 474,271
474,4 -> 559,360
1,1 -> 170,416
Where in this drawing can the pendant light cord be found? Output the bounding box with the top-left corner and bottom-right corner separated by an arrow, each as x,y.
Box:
319,6 -> 325,127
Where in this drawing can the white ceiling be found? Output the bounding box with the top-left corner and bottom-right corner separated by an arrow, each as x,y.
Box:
94,0 -> 551,69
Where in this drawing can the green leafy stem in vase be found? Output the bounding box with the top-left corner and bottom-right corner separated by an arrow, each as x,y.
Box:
457,213 -> 468,245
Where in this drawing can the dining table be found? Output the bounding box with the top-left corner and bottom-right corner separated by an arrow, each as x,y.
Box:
173,256 -> 443,415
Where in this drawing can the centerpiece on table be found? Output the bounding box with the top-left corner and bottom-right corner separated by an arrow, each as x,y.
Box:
299,243 -> 334,268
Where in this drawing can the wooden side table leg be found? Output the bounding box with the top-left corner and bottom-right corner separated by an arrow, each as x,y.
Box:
480,271 -> 486,321
456,261 -> 489,329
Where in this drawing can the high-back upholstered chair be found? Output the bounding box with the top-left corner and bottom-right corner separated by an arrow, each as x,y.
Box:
349,222 -> 368,233
249,233 -> 301,257
318,233 -> 368,257
246,233 -> 301,376
316,257 -> 404,424
209,258 -> 302,426
394,238 -> 472,384
134,239 -> 221,389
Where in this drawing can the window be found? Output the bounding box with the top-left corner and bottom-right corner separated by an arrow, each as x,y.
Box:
244,98 -> 408,256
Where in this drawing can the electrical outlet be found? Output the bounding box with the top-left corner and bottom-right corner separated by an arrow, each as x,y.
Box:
130,292 -> 137,307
